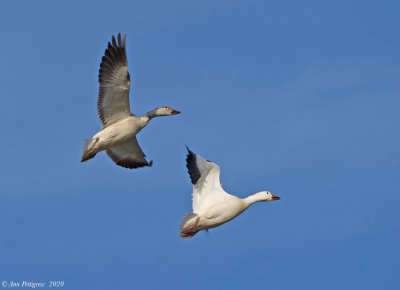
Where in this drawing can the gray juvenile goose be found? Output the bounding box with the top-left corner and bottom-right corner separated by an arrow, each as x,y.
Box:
81,34 -> 180,169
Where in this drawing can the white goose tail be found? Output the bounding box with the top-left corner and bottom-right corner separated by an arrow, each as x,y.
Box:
179,213 -> 200,238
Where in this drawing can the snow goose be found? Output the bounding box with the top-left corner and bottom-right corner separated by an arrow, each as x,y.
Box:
81,34 -> 180,169
180,147 -> 280,238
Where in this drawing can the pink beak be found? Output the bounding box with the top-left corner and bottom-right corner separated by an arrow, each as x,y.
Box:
271,194 -> 280,200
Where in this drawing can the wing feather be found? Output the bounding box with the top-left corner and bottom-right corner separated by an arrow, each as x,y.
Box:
185,148 -> 232,213
97,34 -> 132,127
106,137 -> 152,169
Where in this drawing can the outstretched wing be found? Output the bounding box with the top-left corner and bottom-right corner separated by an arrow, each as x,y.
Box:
98,33 -> 132,128
186,147 -> 232,214
106,137 -> 152,169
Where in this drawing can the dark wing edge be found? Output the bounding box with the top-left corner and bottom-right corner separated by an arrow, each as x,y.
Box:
186,146 -> 201,185
106,137 -> 153,170
106,148 -> 153,169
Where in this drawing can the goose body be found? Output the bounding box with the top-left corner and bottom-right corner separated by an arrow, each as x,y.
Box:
81,34 -> 180,169
89,116 -> 149,152
180,148 -> 280,238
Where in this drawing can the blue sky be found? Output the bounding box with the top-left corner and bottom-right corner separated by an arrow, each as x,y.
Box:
0,0 -> 399,289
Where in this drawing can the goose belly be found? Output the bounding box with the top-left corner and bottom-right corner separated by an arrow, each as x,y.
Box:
199,198 -> 247,230
94,117 -> 145,149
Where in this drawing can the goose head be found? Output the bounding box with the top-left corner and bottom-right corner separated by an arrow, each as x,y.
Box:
262,191 -> 280,201
151,106 -> 180,117
244,191 -> 280,206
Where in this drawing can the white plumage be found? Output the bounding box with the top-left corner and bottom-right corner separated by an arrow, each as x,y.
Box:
180,148 -> 280,238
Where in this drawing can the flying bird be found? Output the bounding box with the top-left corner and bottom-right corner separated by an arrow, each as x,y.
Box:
81,34 -> 180,169
180,147 -> 280,238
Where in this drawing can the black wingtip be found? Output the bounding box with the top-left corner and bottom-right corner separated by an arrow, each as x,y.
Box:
117,33 -> 122,46
112,33 -> 125,46
186,148 -> 201,185
108,33 -> 126,50
185,145 -> 195,155
185,145 -> 195,161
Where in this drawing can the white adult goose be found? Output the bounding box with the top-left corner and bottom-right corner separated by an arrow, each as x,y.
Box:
180,148 -> 280,238
81,34 -> 180,169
